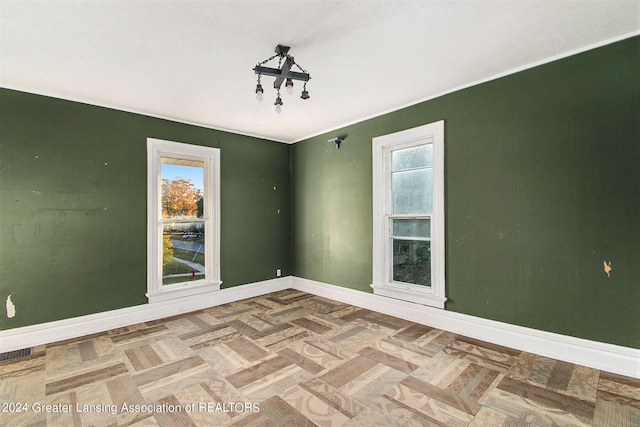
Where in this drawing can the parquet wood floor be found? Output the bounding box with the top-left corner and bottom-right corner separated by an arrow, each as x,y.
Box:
1,290 -> 638,426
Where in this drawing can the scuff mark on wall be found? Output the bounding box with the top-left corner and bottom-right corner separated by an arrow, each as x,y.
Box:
455,230 -> 476,247
6,295 -> 16,318
603,261 -> 612,278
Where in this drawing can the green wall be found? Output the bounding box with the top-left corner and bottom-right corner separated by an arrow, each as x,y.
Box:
1,36 -> 638,349
0,89 -> 291,330
292,36 -> 640,349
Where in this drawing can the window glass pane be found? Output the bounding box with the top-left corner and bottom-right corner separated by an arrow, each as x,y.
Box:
391,144 -> 432,171
161,157 -> 205,219
162,223 -> 205,286
392,218 -> 431,238
392,168 -> 433,214
392,239 -> 431,286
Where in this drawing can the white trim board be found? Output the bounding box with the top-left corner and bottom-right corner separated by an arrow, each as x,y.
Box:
0,84 -> 292,144
146,138 -> 222,303
372,121 -> 446,308
293,31 -> 640,143
0,277 -> 292,353
1,275 -> 638,379
292,277 -> 640,379
4,32 -> 638,146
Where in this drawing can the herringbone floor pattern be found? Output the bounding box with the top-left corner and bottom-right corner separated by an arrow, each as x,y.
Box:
1,289 -> 638,426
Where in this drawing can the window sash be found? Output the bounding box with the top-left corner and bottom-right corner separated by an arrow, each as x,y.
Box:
390,238 -> 432,287
161,220 -> 207,286
389,215 -> 431,241
387,143 -> 433,286
158,153 -> 210,285
371,121 -> 446,309
147,138 -> 220,304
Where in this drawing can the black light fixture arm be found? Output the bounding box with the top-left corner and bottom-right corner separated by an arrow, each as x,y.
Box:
254,64 -> 310,89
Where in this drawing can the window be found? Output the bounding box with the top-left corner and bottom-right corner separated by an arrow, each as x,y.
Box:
147,138 -> 220,303
371,121 -> 446,308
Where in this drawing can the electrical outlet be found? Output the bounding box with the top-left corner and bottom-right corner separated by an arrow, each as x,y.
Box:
276,269 -> 281,277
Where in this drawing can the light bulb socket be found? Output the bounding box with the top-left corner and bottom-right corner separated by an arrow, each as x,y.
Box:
255,83 -> 263,94
285,78 -> 294,88
300,90 -> 310,100
274,96 -> 283,106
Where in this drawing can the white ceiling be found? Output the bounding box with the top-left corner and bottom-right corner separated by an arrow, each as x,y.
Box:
1,1 -> 638,143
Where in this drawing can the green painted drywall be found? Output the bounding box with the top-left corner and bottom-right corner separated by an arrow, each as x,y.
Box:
292,36 -> 640,349
1,37 -> 638,349
291,126 -> 374,292
0,89 -> 291,330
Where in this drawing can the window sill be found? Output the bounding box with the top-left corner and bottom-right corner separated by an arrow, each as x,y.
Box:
146,281 -> 222,304
371,282 -> 446,309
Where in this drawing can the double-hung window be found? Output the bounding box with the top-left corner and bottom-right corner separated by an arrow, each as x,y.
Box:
372,121 -> 446,308
147,138 -> 221,303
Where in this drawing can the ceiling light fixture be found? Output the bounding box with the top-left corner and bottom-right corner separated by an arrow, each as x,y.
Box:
274,90 -> 283,114
254,44 -> 311,112
255,77 -> 264,102
285,78 -> 294,95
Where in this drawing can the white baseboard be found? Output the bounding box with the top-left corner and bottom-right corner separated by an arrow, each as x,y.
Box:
292,277 -> 640,379
2,275 -> 637,379
0,276 -> 292,353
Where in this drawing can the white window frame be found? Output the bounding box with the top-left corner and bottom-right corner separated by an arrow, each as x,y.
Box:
147,138 -> 221,303
371,121 -> 446,308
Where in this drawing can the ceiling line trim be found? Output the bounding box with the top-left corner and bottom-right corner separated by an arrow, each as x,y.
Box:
0,84 -> 291,145
1,30 -> 637,145
291,30 -> 640,144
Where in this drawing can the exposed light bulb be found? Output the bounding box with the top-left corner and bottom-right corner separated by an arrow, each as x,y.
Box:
274,92 -> 283,113
255,82 -> 264,102
286,86 -> 293,95
285,78 -> 294,95
256,92 -> 263,102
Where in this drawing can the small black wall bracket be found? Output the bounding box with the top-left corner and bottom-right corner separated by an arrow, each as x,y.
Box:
328,137 -> 344,149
